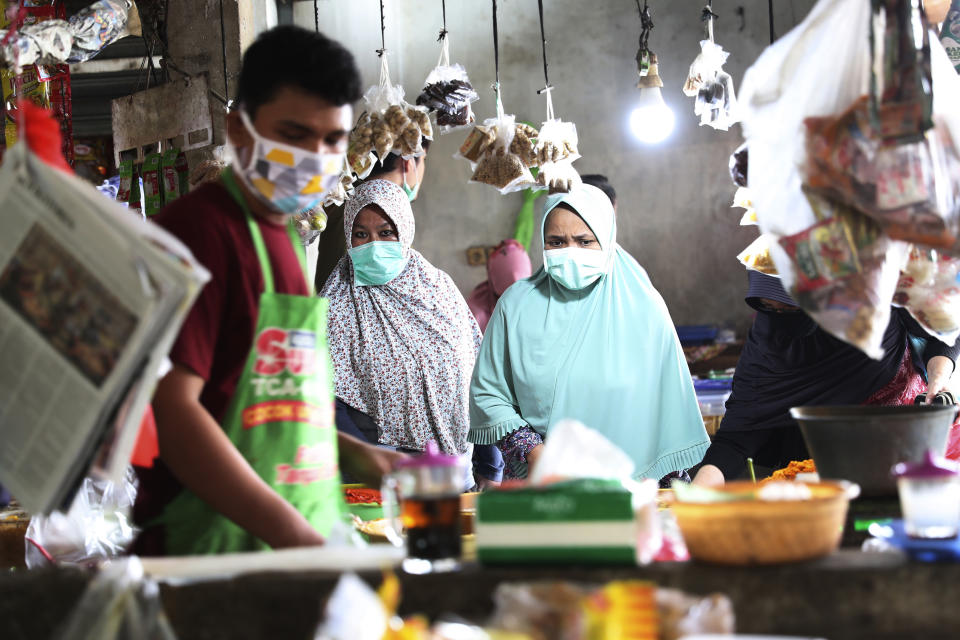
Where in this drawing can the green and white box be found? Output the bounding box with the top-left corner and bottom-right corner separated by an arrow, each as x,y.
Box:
476,478 -> 648,565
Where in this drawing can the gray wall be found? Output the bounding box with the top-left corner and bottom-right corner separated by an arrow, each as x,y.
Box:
296,0 -> 816,334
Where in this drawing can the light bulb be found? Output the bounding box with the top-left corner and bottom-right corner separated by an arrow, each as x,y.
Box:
629,87 -> 675,144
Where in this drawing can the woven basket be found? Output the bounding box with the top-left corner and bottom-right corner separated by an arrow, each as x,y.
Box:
670,481 -> 852,565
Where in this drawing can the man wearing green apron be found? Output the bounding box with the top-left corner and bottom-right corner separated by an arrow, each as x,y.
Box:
133,26 -> 406,555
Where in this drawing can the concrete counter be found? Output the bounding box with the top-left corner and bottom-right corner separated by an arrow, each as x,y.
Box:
1,549 -> 957,640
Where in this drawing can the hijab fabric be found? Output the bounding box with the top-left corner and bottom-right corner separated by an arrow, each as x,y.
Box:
468,185 -> 709,480
321,180 -> 482,455
467,239 -> 533,333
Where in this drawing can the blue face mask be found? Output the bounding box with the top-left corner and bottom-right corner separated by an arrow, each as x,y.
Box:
544,247 -> 606,290
348,241 -> 408,286
402,175 -> 421,202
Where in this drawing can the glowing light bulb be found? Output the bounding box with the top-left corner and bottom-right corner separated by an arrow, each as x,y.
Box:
629,87 -> 675,144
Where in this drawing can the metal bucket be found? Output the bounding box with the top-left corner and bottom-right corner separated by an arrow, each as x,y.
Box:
790,405 -> 958,497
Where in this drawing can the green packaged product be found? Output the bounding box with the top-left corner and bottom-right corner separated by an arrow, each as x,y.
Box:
142,152 -> 163,216
161,149 -> 180,203
941,0 -> 960,73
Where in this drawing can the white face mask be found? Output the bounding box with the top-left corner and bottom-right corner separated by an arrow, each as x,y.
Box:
231,110 -> 344,214
544,247 -> 607,290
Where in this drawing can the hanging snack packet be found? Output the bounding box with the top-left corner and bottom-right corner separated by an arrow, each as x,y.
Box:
128,164 -> 142,215
417,35 -> 479,133
457,122 -> 496,165
141,152 -> 163,216
174,150 -> 189,196
116,158 -> 133,206
894,247 -> 960,344
161,148 -> 179,204
779,189 -> 910,358
941,1 -> 960,73
468,114 -> 537,194
737,234 -> 778,275
685,40 -> 739,131
534,118 -> 581,194
417,64 -> 479,132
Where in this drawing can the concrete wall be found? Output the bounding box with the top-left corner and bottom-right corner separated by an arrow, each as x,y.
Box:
296,0 -> 817,333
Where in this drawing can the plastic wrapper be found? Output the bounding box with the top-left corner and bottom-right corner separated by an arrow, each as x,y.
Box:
24,470 -> 138,569
728,142 -> 748,187
417,60 -> 478,133
684,40 -> 739,131
467,114 -> 538,194
779,190 -> 911,358
739,0 -> 960,357
802,97 -> 960,251
893,246 -> 960,344
0,1 -> 132,67
737,233 -> 779,276
534,118 -> 581,194
294,207 -> 328,247
315,572 -> 388,640
488,581 -> 734,640
732,186 -> 757,226
51,557 -> 176,640
141,152 -> 162,216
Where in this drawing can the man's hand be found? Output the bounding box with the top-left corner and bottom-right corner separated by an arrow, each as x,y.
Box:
926,356 -> 955,402
338,433 -> 409,487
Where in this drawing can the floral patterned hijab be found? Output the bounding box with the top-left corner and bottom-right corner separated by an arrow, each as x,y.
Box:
321,180 -> 481,455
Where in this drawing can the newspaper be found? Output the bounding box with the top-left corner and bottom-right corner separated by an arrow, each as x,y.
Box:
0,143 -> 209,515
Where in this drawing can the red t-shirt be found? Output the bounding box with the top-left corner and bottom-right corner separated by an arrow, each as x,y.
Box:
133,180 -> 308,554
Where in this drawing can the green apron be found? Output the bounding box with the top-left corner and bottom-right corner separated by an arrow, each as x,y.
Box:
160,170 -> 344,555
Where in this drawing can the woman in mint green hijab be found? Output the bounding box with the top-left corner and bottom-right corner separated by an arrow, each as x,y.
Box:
468,184 -> 709,481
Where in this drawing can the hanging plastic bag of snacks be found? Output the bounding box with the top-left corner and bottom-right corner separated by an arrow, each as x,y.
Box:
737,233 -> 778,275
416,32 -> 479,134
468,111 -> 538,194
683,8 -> 739,132
778,189 -> 911,358
534,102 -> 582,194
894,247 -> 960,345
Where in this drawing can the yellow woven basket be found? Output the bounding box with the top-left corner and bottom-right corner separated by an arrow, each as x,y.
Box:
670,481 -> 853,566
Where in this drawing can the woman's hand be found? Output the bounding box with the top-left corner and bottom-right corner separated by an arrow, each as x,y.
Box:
925,356 -> 955,402
692,464 -> 725,488
525,443 -> 545,476
337,433 -> 409,486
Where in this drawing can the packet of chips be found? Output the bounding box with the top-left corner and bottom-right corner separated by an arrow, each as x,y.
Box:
141,152 -> 163,216
737,234 -> 778,276
894,247 -> 960,344
161,149 -> 180,204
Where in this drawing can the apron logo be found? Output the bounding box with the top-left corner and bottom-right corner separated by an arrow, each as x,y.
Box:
242,400 -> 330,429
253,328 -> 317,376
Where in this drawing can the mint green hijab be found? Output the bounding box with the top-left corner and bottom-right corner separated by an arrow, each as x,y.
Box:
468,185 -> 709,480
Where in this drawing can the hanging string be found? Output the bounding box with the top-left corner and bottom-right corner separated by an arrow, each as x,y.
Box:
702,1 -> 718,43
314,0 -> 319,32
438,0 -> 448,41
636,0 -> 653,54
535,0 -> 554,120
491,0 -> 503,117
436,0 -> 450,67
376,0 -> 386,57
218,0 -> 230,105
768,0 -> 775,44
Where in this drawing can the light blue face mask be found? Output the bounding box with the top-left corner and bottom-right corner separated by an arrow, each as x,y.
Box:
544,247 -> 606,290
348,241 -> 408,286
402,175 -> 421,202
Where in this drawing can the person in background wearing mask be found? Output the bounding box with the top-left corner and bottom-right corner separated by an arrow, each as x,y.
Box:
321,180 -> 485,487
467,239 -> 532,334
692,271 -> 959,487
314,146 -> 429,292
133,27 -> 405,556
469,185 -> 709,481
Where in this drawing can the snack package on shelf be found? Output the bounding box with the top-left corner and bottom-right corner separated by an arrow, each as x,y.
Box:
488,581 -> 734,640
467,114 -> 538,194
684,40 -> 738,131
737,233 -> 778,275
416,35 -> 479,133
894,246 -> 960,345
778,190 -> 911,358
534,118 -> 581,194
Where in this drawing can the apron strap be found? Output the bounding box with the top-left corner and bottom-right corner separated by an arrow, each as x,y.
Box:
221,168 -> 311,295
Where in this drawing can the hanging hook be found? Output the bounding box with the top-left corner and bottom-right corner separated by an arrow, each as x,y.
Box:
437,0 -> 448,41
376,0 -> 387,57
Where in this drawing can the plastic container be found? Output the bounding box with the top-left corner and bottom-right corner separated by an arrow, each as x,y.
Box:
893,450 -> 960,540
697,390 -> 731,436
